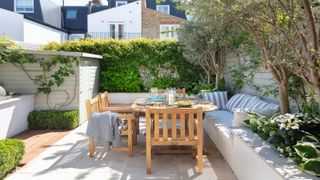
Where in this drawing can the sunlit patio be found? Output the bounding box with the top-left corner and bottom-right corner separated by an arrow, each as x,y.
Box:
8,118 -> 236,180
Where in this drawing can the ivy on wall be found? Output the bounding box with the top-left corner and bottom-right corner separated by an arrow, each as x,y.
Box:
43,39 -> 204,92
0,36 -> 79,109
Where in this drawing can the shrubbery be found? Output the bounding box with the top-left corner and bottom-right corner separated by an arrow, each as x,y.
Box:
43,39 -> 204,92
0,139 -> 24,179
246,112 -> 320,176
28,110 -> 79,130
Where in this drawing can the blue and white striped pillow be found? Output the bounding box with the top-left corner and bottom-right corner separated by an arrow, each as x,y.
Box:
202,91 -> 228,110
225,94 -> 257,111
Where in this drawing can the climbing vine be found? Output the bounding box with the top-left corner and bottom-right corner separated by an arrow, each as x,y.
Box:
0,36 -> 79,109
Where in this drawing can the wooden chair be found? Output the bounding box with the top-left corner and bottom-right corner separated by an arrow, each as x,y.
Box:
98,91 -> 139,144
145,107 -> 203,174
176,88 -> 186,97
85,96 -> 134,158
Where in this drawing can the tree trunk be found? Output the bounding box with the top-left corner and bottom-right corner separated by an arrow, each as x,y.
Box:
313,85 -> 320,104
215,71 -> 221,90
205,70 -> 211,85
279,83 -> 290,114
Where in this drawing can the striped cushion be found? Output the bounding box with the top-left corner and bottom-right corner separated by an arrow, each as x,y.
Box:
202,91 -> 228,110
225,94 -> 257,111
245,98 -> 269,110
246,98 -> 280,111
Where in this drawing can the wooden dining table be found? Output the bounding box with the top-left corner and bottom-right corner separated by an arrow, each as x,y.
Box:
131,96 -> 216,139
130,96 -> 216,155
131,96 -> 217,113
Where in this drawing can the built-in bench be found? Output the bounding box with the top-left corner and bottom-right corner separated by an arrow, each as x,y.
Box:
202,92 -> 317,180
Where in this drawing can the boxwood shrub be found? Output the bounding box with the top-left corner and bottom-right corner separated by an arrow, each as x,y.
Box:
28,110 -> 79,130
0,139 -> 24,179
43,39 -> 204,92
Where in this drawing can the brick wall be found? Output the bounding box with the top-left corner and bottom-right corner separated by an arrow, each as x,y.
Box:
141,0 -> 186,39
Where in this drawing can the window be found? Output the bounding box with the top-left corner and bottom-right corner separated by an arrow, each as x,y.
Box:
116,1 -> 127,7
109,23 -> 125,39
66,10 -> 77,19
109,24 -> 116,39
160,25 -> 179,39
156,5 -> 170,15
15,0 -> 34,13
118,24 -> 124,39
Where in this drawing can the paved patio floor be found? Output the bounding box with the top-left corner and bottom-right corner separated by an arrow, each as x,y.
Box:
8,118 -> 237,180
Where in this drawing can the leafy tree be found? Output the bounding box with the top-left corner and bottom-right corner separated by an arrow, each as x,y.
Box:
178,0 -> 243,90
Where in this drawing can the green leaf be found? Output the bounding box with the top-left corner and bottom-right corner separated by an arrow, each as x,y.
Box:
302,135 -> 320,143
301,159 -> 320,176
294,142 -> 319,160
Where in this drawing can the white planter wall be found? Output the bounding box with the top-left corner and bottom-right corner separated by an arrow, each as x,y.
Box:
204,116 -> 316,180
108,93 -> 150,104
0,95 -> 34,139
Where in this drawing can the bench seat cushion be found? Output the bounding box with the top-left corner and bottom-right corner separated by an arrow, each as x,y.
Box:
205,110 -> 234,127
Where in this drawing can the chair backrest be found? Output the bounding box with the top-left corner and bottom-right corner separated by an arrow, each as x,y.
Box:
98,91 -> 110,109
176,88 -> 186,97
146,107 -> 203,143
85,96 -> 100,120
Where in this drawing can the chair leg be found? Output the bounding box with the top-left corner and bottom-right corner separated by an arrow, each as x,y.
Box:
89,138 -> 94,158
133,119 -> 138,145
128,119 -> 133,157
146,141 -> 151,174
197,144 -> 203,174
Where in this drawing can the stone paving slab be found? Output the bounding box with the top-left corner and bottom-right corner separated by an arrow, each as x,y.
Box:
8,119 -> 237,180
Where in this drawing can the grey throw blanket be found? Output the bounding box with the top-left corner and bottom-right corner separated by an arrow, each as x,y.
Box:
86,112 -> 121,149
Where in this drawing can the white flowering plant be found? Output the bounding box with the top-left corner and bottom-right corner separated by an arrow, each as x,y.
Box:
247,112 -> 320,159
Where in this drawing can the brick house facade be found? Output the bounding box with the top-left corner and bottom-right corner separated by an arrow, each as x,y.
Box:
141,0 -> 186,39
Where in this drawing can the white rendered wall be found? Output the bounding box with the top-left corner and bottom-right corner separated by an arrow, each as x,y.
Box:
23,19 -> 67,44
0,95 -> 34,139
0,8 -> 24,41
88,1 -> 142,34
40,0 -> 62,28
79,59 -> 100,124
108,93 -> 150,104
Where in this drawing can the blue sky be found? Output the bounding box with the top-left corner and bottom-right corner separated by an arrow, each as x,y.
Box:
50,0 -> 108,6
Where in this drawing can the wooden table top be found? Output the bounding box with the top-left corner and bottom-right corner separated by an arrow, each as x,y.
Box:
131,97 -> 217,113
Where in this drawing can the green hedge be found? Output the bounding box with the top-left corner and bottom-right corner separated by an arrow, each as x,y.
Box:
0,139 -> 24,179
28,110 -> 79,130
43,39 -> 204,92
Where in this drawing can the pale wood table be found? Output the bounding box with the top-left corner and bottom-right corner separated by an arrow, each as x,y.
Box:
131,97 -> 217,155
131,97 -> 217,113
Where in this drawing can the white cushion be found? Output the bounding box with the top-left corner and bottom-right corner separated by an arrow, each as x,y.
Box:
205,110 -> 233,127
202,91 -> 228,110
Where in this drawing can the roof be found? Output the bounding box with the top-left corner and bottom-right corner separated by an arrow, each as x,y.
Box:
26,50 -> 103,60
62,6 -> 108,33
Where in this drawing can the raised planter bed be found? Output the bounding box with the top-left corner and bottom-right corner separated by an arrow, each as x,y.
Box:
0,95 -> 34,139
204,116 -> 318,180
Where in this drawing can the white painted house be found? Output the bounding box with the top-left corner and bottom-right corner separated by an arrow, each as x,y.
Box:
88,1 -> 142,39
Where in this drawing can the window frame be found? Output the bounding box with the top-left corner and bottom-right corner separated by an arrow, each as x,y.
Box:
156,5 -> 170,15
14,0 -> 34,13
160,24 -> 179,39
115,1 -> 128,7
